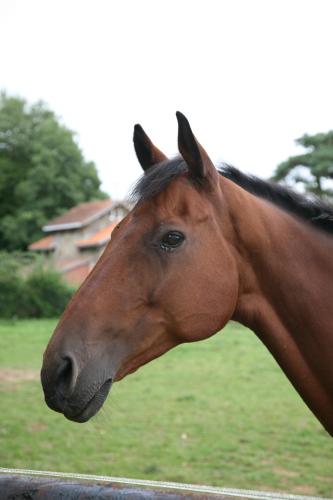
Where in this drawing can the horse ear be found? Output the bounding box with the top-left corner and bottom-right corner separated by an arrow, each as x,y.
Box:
176,111 -> 217,182
133,124 -> 167,171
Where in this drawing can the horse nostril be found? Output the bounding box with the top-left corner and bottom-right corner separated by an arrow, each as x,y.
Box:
56,355 -> 78,397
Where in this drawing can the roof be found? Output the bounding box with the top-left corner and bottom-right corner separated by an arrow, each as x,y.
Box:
43,199 -> 114,232
28,235 -> 56,252
62,260 -> 93,287
55,258 -> 92,272
76,221 -> 119,249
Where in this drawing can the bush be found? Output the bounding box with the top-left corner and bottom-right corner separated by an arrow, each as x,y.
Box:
0,252 -> 26,318
0,252 -> 74,318
0,269 -> 26,318
24,269 -> 74,318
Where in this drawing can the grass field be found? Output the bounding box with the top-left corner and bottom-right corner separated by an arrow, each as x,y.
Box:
0,319 -> 332,497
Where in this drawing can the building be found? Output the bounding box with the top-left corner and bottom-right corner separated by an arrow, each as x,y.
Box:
28,199 -> 129,286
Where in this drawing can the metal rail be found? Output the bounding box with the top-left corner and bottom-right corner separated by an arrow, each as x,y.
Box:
0,468 -> 331,500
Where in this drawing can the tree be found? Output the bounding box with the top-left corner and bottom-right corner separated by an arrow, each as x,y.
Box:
0,93 -> 107,250
273,131 -> 333,198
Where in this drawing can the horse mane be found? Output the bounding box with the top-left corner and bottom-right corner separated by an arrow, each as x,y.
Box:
131,157 -> 187,202
130,158 -> 333,235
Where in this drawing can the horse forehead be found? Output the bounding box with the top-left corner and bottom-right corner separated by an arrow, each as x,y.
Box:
151,177 -> 208,218
130,177 -> 210,227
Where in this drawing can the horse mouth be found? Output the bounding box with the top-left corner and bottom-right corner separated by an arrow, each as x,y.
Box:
64,378 -> 112,423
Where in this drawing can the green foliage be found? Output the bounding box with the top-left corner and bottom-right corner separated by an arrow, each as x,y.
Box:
0,92 -> 107,250
0,254 -> 26,318
273,131 -> 333,198
0,252 -> 73,318
24,269 -> 73,318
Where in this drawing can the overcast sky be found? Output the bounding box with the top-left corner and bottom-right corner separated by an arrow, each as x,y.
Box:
1,0 -> 333,199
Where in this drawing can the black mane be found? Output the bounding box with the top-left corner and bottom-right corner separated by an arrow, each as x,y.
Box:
131,159 -> 333,235
220,165 -> 333,234
131,157 -> 187,202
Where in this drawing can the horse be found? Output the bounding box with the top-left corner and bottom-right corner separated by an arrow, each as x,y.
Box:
41,112 -> 333,436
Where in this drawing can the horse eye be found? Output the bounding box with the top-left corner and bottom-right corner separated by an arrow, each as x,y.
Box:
160,231 -> 185,252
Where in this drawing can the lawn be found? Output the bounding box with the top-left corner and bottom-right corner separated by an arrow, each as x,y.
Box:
0,319 -> 332,497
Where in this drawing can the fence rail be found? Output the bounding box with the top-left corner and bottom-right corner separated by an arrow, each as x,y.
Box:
0,468 -> 330,500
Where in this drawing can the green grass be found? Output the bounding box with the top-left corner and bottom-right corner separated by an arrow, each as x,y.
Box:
0,319 -> 332,497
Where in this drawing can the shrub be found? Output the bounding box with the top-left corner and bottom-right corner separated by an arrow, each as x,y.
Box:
0,251 -> 26,317
0,267 -> 26,318
0,252 -> 74,318
24,268 -> 74,318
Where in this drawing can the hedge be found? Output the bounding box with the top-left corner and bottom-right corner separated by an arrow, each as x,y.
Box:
0,252 -> 74,318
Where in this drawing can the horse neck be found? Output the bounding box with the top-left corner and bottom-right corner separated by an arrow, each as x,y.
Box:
220,177 -> 333,435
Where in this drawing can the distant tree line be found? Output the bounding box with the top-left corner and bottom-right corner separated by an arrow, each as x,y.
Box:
0,92 -> 107,251
273,131 -> 333,199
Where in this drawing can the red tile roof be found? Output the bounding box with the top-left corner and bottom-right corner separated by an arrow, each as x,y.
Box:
62,261 -> 92,287
54,258 -> 93,286
28,235 -> 56,251
55,258 -> 91,272
43,199 -> 114,232
76,221 -> 119,249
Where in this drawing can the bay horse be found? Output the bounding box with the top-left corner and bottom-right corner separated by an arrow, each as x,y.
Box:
41,112 -> 333,436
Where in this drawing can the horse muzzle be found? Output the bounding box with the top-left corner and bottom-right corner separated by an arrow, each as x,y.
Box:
41,352 -> 113,423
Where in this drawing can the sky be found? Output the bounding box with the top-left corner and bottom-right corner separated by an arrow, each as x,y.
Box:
1,0 -> 333,199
